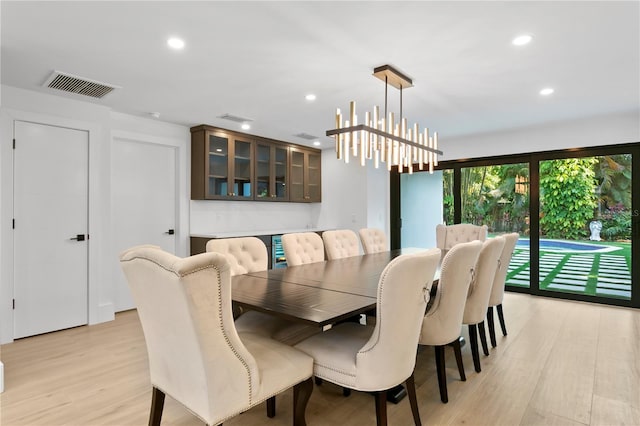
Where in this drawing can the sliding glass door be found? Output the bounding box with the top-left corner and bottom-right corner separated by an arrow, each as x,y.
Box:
459,163 -> 531,289
538,154 -> 632,301
394,142 -> 639,308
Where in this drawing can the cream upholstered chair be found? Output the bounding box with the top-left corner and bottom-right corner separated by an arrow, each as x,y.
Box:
462,237 -> 505,373
282,232 -> 324,266
418,240 -> 483,403
358,228 -> 388,254
207,237 -> 318,347
206,237 -> 268,275
295,249 -> 441,426
435,223 -> 488,257
487,232 -> 520,347
119,246 -> 313,426
322,229 -> 360,260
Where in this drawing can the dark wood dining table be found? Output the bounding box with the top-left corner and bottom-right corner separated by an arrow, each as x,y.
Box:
231,247 -> 436,328
231,247 -> 438,404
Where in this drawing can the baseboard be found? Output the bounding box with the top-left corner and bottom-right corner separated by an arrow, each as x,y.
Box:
93,302 -> 115,325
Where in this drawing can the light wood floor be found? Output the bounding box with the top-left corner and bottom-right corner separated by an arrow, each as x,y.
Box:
1,293 -> 638,426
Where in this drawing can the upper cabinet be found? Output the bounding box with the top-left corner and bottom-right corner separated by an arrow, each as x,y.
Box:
191,127 -> 254,200
290,147 -> 322,202
255,141 -> 289,201
191,125 -> 321,202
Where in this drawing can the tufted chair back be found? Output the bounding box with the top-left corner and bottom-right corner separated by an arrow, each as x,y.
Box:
358,228 -> 388,254
206,237 -> 268,276
463,237 -> 505,325
489,233 -> 520,307
281,232 -> 325,266
436,223 -> 488,256
322,229 -> 360,260
354,248 -> 440,389
419,240 -> 483,346
119,246 -> 259,424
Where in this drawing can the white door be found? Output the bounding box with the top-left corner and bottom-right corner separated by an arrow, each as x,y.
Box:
13,121 -> 89,339
112,138 -> 177,311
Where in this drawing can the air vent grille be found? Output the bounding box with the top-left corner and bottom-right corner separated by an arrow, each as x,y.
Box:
294,132 -> 319,140
218,113 -> 253,123
44,71 -> 120,99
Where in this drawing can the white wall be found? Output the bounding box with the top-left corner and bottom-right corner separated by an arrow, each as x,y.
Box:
190,200 -> 319,235
443,110 -> 639,161
0,86 -> 189,343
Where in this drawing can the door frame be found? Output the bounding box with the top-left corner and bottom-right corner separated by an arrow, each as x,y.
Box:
1,109 -> 103,343
111,130 -> 188,257
110,133 -> 182,311
391,142 -> 640,309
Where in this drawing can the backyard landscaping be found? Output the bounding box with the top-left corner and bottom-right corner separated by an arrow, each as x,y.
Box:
505,240 -> 631,300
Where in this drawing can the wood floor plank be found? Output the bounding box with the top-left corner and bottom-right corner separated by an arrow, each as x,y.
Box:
1,294 -> 638,426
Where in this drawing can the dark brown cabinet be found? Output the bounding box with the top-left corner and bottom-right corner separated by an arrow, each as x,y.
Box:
191,125 -> 321,202
255,141 -> 289,201
290,147 -> 322,202
191,127 -> 255,200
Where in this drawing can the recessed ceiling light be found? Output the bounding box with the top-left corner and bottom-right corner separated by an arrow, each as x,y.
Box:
512,34 -> 533,46
241,123 -> 251,130
305,94 -> 317,101
540,87 -> 554,96
167,37 -> 185,50
313,140 -> 321,146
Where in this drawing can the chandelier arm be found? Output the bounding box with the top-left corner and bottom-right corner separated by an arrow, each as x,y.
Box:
326,125 -> 443,156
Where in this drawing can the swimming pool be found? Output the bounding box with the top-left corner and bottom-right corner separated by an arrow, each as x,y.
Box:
515,239 -> 621,253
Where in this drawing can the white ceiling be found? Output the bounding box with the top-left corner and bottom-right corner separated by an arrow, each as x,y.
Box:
2,1 -> 639,149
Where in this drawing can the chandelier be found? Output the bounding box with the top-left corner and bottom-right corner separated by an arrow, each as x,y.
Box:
326,64 -> 443,173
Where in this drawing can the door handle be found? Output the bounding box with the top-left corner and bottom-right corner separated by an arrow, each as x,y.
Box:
70,234 -> 85,241
165,229 -> 175,235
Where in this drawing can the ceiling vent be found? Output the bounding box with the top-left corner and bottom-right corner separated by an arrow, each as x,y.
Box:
294,132 -> 319,140
43,70 -> 121,99
217,113 -> 253,123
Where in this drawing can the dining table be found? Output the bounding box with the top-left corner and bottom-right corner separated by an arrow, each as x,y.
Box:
231,247 -> 436,328
231,247 -> 440,404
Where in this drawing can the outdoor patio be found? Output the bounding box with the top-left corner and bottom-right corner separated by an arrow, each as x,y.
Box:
506,246 -> 632,300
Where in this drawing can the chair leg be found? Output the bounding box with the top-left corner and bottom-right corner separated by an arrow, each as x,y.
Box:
469,324 -> 481,373
478,321 -> 489,356
497,304 -> 507,336
434,345 -> 448,403
314,377 -> 323,386
266,396 -> 276,418
343,387 -> 351,397
374,390 -> 388,426
149,387 -> 165,426
405,373 -> 422,426
449,337 -> 466,381
487,307 -> 497,347
293,377 -> 314,426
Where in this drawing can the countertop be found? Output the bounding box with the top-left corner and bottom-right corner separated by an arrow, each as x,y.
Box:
191,228 -> 328,239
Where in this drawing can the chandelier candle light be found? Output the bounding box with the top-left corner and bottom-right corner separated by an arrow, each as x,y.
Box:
326,64 -> 443,173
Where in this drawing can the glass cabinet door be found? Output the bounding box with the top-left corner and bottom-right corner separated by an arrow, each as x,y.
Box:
233,138 -> 253,198
307,152 -> 321,202
208,134 -> 229,197
290,150 -> 305,201
256,143 -> 271,199
274,146 -> 288,200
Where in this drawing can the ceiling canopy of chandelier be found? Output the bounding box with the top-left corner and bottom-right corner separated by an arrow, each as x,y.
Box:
326,64 -> 443,173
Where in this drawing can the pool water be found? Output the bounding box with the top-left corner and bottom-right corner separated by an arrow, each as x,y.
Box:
515,239 -> 621,253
